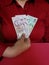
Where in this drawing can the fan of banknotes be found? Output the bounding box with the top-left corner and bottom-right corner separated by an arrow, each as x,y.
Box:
12,15 -> 38,39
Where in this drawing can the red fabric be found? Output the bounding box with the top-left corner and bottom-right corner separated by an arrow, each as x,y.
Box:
0,9 -> 8,57
0,43 -> 49,65
35,0 -> 46,3
0,0 -> 12,6
0,42 -> 7,57
0,1 -> 49,65
34,2 -> 49,42
0,1 -> 49,43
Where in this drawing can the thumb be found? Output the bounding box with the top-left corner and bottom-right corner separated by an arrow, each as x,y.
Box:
26,38 -> 31,44
21,34 -> 25,41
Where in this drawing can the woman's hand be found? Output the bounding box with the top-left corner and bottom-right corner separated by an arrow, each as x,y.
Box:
14,34 -> 31,56
2,34 -> 31,58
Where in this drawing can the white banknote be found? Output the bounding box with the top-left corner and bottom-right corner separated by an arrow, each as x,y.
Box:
12,15 -> 38,39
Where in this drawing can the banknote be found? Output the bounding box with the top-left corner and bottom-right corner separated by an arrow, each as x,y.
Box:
12,15 -> 38,39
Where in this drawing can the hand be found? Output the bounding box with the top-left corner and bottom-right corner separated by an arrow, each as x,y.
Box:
2,34 -> 31,58
14,34 -> 31,56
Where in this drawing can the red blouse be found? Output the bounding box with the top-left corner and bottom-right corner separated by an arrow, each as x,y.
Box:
0,0 -> 49,57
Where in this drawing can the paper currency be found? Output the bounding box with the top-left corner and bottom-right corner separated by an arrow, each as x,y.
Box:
12,15 -> 38,39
